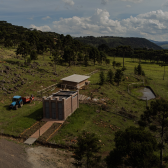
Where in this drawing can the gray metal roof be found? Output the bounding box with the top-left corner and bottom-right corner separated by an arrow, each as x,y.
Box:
61,74 -> 90,83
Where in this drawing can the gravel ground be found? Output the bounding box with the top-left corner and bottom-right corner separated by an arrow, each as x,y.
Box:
0,137 -> 75,168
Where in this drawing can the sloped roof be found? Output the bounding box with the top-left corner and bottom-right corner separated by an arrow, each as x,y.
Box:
61,74 -> 90,83
13,96 -> 21,99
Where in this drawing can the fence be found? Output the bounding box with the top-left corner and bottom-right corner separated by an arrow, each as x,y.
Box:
37,83 -> 57,97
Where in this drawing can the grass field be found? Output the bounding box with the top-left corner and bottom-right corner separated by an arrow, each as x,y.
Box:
0,46 -> 168,155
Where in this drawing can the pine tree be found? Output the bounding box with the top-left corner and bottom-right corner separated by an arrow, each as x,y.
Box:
99,71 -> 105,85
72,130 -> 101,168
107,69 -> 114,84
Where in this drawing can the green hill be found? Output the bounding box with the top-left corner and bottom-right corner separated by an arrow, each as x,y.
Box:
160,44 -> 168,49
74,36 -> 162,50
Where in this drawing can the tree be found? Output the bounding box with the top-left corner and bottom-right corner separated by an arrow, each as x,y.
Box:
78,52 -> 84,62
27,31 -> 39,50
134,63 -> 145,76
109,48 -> 117,62
89,47 -> 100,65
106,126 -> 159,168
107,69 -> 114,84
115,62 -> 121,68
117,46 -> 132,68
114,69 -> 123,86
37,42 -> 45,55
15,41 -> 30,63
72,130 -> 101,168
4,39 -> 13,48
99,51 -> 107,64
105,58 -> 110,65
63,34 -> 73,48
98,43 -> 109,53
99,71 -> 105,85
63,47 -> 74,66
45,36 -> 55,55
112,61 -> 116,69
138,98 -> 168,168
84,55 -> 89,67
30,50 -> 38,60
50,50 -> 62,73
11,33 -> 19,48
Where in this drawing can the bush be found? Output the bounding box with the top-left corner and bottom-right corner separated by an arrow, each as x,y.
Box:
121,66 -> 127,71
27,57 -> 31,65
105,58 -> 110,65
112,61 -> 116,67
134,63 -> 145,76
107,69 -> 114,84
99,71 -> 105,85
30,50 -> 38,60
114,69 -> 123,86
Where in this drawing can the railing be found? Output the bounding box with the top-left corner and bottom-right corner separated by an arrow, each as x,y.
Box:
37,83 -> 57,97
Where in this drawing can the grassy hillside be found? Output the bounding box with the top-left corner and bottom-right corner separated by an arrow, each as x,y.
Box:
1,46 -> 168,158
74,36 -> 163,50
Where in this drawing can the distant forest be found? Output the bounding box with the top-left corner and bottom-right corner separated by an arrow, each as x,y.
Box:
1,20 -> 168,68
74,36 -> 163,50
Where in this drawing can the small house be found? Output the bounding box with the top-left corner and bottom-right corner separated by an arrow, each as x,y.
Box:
42,90 -> 79,120
61,74 -> 90,90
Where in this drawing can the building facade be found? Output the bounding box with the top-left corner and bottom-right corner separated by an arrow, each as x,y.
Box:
42,90 -> 79,120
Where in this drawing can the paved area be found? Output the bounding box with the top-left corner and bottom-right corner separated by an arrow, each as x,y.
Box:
0,137 -> 75,168
0,138 -> 32,168
30,121 -> 56,139
24,137 -> 37,145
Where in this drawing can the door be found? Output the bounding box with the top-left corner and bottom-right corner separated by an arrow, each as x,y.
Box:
45,101 -> 50,118
51,102 -> 56,119
58,102 -> 63,120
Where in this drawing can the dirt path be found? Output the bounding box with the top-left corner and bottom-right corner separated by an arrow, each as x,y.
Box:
0,137 -> 75,168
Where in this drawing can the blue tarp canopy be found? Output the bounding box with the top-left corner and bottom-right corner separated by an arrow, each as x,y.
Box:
13,96 -> 21,99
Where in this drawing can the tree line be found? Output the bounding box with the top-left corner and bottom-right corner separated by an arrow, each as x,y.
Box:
1,21 -> 168,74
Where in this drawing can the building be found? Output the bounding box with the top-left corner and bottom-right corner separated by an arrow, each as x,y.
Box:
42,90 -> 79,120
61,74 -> 90,90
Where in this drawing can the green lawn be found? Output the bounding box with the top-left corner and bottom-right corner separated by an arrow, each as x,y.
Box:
1,46 -> 168,154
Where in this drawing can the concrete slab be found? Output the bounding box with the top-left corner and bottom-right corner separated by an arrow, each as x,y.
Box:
24,137 -> 37,145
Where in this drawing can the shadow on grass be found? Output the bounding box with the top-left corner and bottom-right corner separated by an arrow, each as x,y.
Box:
4,60 -> 19,65
25,107 -> 43,121
36,68 -> 49,73
4,105 -> 13,111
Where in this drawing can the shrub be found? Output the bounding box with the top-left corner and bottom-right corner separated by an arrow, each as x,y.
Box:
107,69 -> 114,84
30,50 -> 38,60
99,71 -> 105,85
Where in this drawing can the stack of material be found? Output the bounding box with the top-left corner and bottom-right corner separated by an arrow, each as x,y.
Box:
79,94 -> 87,101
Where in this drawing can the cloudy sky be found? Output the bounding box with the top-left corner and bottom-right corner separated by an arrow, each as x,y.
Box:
1,0 -> 168,41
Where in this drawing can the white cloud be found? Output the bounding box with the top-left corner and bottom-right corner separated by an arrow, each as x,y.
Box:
101,0 -> 109,5
62,0 -> 74,6
42,16 -> 51,20
30,24 -> 51,31
126,5 -> 131,7
121,0 -> 143,3
28,17 -> 34,20
52,9 -> 168,40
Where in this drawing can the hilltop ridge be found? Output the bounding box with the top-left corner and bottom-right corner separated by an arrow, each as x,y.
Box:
74,36 -> 163,50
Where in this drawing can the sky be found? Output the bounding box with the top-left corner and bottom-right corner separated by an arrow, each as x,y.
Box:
1,0 -> 168,41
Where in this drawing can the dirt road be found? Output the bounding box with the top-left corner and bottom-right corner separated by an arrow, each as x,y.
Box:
0,137 -> 74,168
